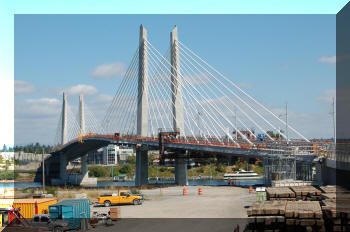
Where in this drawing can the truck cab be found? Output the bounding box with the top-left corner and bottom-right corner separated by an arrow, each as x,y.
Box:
98,190 -> 144,207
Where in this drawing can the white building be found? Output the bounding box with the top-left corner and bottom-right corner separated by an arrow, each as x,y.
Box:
103,145 -> 135,166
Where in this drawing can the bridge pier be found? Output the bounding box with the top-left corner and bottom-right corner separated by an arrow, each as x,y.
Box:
175,154 -> 188,186
314,162 -> 323,186
59,154 -> 67,186
81,155 -> 88,175
135,146 -> 148,186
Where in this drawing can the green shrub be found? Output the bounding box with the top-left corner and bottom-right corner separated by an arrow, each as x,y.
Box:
119,164 -> 131,174
46,187 -> 57,196
198,166 -> 204,173
126,156 -> 136,164
130,188 -> 140,194
88,166 -> 110,177
215,164 -> 225,173
0,170 -> 18,180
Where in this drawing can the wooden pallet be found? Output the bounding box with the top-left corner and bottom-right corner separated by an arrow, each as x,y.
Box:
321,192 -> 350,201
320,185 -> 350,194
247,201 -> 287,216
322,199 -> 350,218
285,201 -> 323,219
267,187 -> 296,199
268,197 -> 296,201
290,186 -> 321,198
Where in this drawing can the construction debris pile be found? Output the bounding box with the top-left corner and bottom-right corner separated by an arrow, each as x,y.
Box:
246,185 -> 350,232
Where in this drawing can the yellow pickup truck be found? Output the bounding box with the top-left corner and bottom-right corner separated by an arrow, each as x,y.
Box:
97,190 -> 144,207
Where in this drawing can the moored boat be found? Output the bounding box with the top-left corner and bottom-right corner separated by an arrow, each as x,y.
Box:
224,170 -> 261,180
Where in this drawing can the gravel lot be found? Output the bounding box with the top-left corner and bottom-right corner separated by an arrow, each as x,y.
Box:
91,186 -> 255,218
89,186 -> 254,231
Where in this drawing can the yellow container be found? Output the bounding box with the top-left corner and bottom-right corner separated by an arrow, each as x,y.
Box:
13,198 -> 58,219
0,199 -> 14,208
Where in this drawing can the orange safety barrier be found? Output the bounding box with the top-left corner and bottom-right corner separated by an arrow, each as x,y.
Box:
183,187 -> 187,196
198,187 -> 202,195
249,186 -> 254,194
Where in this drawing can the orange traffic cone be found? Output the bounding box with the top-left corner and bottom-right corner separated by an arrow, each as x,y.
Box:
249,186 -> 254,194
183,187 -> 187,196
198,187 -> 202,195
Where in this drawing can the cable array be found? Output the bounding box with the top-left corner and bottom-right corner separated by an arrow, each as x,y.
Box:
55,37 -> 310,146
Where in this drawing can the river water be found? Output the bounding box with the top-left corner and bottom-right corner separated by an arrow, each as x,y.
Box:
1,178 -> 263,189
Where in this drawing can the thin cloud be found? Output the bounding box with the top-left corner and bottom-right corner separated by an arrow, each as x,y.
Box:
318,56 -> 336,64
59,84 -> 99,96
14,80 -> 37,94
91,61 -> 125,79
317,88 -> 336,104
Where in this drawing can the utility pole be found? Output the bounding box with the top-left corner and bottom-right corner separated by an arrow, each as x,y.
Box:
42,148 -> 45,193
331,97 -> 336,144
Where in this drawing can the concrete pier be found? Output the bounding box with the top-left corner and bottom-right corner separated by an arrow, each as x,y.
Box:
175,155 -> 188,186
135,147 -> 148,186
59,154 -> 67,185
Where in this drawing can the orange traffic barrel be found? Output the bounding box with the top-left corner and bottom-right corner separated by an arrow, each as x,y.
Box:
198,187 -> 202,195
249,186 -> 254,194
160,187 -> 163,195
183,187 -> 187,196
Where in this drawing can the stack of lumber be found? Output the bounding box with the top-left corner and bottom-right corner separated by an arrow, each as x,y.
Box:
320,185 -> 350,194
285,201 -> 325,232
266,187 -> 296,201
290,186 -> 322,201
246,201 -> 287,231
320,185 -> 350,202
322,199 -> 350,232
110,206 -> 121,220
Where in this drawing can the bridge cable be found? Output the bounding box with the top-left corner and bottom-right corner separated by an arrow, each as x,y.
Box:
178,41 -> 310,142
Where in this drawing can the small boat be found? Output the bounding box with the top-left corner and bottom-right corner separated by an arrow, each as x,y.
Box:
223,170 -> 261,180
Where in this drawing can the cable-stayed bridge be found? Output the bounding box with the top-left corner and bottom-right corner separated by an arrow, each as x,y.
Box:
36,25 -> 338,187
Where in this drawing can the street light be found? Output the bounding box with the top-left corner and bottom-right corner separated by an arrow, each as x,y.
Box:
278,101 -> 288,144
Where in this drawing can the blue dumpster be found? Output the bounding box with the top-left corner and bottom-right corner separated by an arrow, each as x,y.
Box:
49,199 -> 90,230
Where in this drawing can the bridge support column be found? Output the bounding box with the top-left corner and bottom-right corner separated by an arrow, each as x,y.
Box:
137,25 -> 149,137
135,146 -> 148,186
59,155 -> 67,185
81,155 -> 88,175
175,154 -> 188,186
170,25 -> 184,135
314,162 -> 323,186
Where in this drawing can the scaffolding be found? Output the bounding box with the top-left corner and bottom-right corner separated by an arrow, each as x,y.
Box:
263,156 -> 296,186
263,156 -> 315,186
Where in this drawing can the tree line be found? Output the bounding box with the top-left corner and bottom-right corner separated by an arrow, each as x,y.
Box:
10,143 -> 53,153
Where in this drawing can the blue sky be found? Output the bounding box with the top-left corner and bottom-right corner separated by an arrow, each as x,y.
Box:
1,0 -> 347,146
13,14 -> 336,144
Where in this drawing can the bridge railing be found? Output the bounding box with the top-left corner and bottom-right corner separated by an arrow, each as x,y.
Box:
53,133 -> 334,158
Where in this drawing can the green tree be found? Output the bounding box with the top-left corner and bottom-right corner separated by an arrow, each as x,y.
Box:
88,166 -> 109,177
266,131 -> 276,138
126,156 -> 136,164
119,164 -> 131,174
